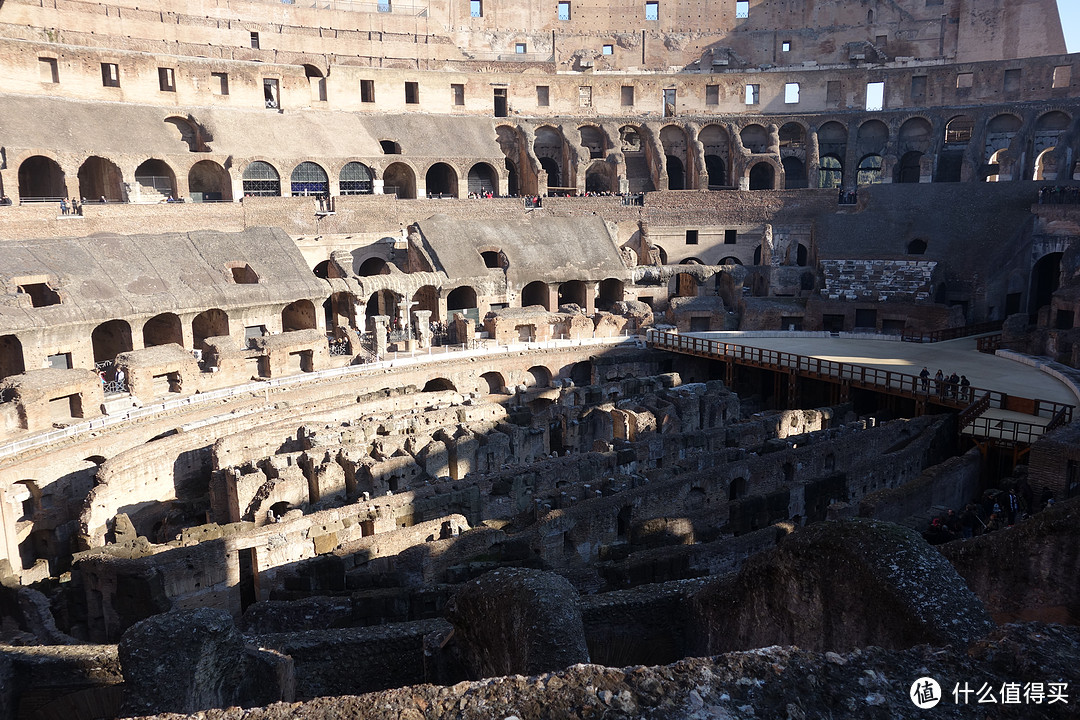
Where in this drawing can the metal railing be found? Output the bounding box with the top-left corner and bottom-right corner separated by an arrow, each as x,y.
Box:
646,329 -> 1073,431
901,321 -> 1003,344
977,334 -> 1003,354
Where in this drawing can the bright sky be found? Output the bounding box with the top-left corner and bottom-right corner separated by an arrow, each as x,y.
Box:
1059,0 -> 1080,52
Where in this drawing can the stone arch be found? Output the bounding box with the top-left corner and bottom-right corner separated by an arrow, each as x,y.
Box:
496,124 -> 530,196
701,124 -> 729,189
91,320 -> 133,365
526,365 -> 552,387
1034,147 -> 1058,181
660,125 -> 689,189
192,309 -> 230,352
748,161 -> 776,190
897,151 -> 923,183
781,156 -> 806,189
467,162 -> 498,195
423,378 -> 457,392
165,116 -> 210,153
907,238 -> 927,255
241,161 -> 281,196
358,257 -> 391,276
986,149 -> 1007,182
897,117 -> 934,152
778,122 -> 806,148
365,290 -> 398,329
187,159 -> 232,202
558,280 -> 588,308
620,124 -> 655,192
480,371 -> 505,394
597,278 -> 624,309
446,286 -> 477,312
290,161 -> 329,196
339,162 -> 374,195
1030,252 -> 1062,315
578,125 -> 608,159
818,154 -> 843,188
945,115 -> 975,145
383,162 -> 417,199
142,313 -> 183,347
425,162 -> 459,197
534,126 -> 566,190
719,256 -> 742,265
0,334 -> 26,380
412,285 -> 440,322
18,155 -> 66,200
521,281 -> 550,309
585,161 -> 616,193
857,154 -> 883,185
569,360 -> 592,386
816,121 -> 847,162
302,63 -> 326,102
681,257 -> 705,265
78,156 -> 124,203
674,272 -> 698,297
282,300 -> 316,332
856,119 -> 889,154
740,124 -> 770,153
134,158 -> 177,202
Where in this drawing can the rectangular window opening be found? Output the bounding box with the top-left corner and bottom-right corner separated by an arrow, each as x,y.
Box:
493,87 -> 507,116
724,229 -> 737,245
158,67 -> 175,92
685,230 -> 698,245
911,75 -> 926,98
452,83 -> 465,106
46,352 -> 72,370
781,41 -> 790,52
377,0 -> 391,11
579,85 -> 593,108
826,80 -> 842,106
706,84 -> 719,105
865,81 -> 884,110
956,72 -> 973,89
1003,68 -> 1021,92
603,44 -> 614,55
558,0 -> 570,20
784,82 -> 800,104
211,72 -> 229,95
470,0 -> 482,17
1053,65 -> 1072,89
621,85 -> 635,106
744,83 -> 759,105
250,31 -> 260,49
405,81 -> 420,104
101,63 -> 119,88
645,1 -> 658,21
515,42 -> 527,54
537,85 -> 549,106
38,57 -> 58,84
663,88 -> 676,117
263,78 -> 279,108
735,0 -> 748,18
360,79 -> 375,103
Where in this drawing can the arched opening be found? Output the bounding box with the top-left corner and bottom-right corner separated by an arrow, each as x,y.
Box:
781,157 -> 807,189
748,162 -> 775,190
898,117 -> 933,150
705,155 -> 726,189
77,156 -> 124,203
481,250 -> 503,269
675,272 -> 698,297
358,257 -> 391,276
165,116 -> 208,153
242,161 -> 281,196
526,365 -> 551,388
681,258 -> 704,265
794,243 -> 808,267
897,151 -> 923,183
579,126 -> 607,159
818,155 -> 843,188
778,123 -> 805,148
412,285 -> 440,322
816,122 -> 847,167
365,291 -> 398,330
857,155 -> 883,185
597,278 -> 624,309
480,371 -> 505,394
446,286 -> 477,314
719,256 -> 742,265
380,140 -> 402,155
945,115 -> 975,145
907,238 -> 928,255
856,120 -> 889,154
18,156 -> 67,201
423,378 -> 457,392
539,157 -> 561,189
701,124 -> 729,189
585,165 -> 614,193
303,64 -> 327,102
383,162 -> 416,199
188,160 -> 232,202
91,320 -> 133,365
570,361 -> 592,386
134,159 -> 177,202
467,163 -> 497,196
620,125 -> 654,192
282,300 -> 316,332
1030,253 -> 1062,315
665,155 -> 685,189
986,149 -> 1006,183
504,159 -> 519,196
558,280 -> 588,308
313,261 -> 332,279
192,309 -> 230,352
0,335 -> 26,380
324,292 -> 353,333
339,162 -> 374,195
1034,148 -> 1058,182
521,281 -> 550,309
729,476 -> 746,501
740,124 -> 769,153
290,161 -> 328,196
425,162 -> 459,197
142,313 -> 183,347
655,245 -> 668,264
936,151 -> 964,183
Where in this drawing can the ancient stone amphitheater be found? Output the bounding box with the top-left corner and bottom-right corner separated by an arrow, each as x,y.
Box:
1,0 -> 1079,717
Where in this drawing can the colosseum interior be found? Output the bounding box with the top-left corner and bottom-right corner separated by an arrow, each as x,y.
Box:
1,0 -> 1079,717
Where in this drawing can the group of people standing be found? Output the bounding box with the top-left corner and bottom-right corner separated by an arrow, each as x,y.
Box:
59,198 -> 84,216
919,366 -> 971,401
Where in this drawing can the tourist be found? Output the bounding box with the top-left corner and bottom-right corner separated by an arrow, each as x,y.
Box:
59,198 -> 68,215
959,374 -> 970,401
947,372 -> 959,399
919,366 -> 930,393
934,369 -> 944,396
114,366 -> 126,390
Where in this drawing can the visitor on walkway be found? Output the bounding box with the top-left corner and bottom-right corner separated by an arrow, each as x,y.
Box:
919,366 -> 930,393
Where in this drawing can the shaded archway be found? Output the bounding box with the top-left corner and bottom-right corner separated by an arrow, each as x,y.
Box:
1034,148 -> 1058,181
579,126 -> 607,159
585,164 -> 615,193
701,124 -> 729,189
782,157 -> 806,189
142,313 -> 183,347
188,160 -> 232,202
857,155 -> 883,185
78,156 -> 124,202
558,280 -> 588,308
778,123 -> 805,148
1030,253 -> 1062,315
675,273 -> 698,297
383,162 -> 416,199
242,161 -> 280,196
358,257 -> 390,276
748,162 -> 775,190
192,309 -> 230,352
339,162 -> 374,194
597,278 -> 624,309
705,155 -> 726,189
539,157 -> 561,189
91,320 -> 133,365
897,152 -> 923,183
740,124 -> 769,153
324,292 -> 353,333
661,125 -> 689,189
134,159 -> 177,201
480,371 -> 505,394
290,162 -> 328,196
0,335 -> 26,380
856,120 -> 889,155
907,238 -> 927,255
521,281 -> 550,309
365,290 -> 398,329
282,300 -> 316,332
818,155 -> 843,188
18,156 -> 66,200
446,286 -> 477,313
665,155 -> 685,190
569,361 -> 592,387
467,163 -> 497,195
620,125 -> 654,192
527,365 -> 552,387
423,378 -> 457,392
534,126 -> 565,190
411,285 -> 440,323
898,117 -> 933,151
425,162 -> 459,197
816,122 -> 847,164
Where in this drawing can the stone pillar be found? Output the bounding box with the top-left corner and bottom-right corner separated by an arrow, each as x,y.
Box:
807,128 -> 821,188
372,316 -> 389,358
414,310 -> 432,349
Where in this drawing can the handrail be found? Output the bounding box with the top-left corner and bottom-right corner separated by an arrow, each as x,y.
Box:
958,393 -> 991,431
976,334 -> 1002,354
901,321 -> 1003,344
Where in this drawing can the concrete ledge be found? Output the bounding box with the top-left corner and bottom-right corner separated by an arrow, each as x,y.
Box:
996,350 -> 1080,405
